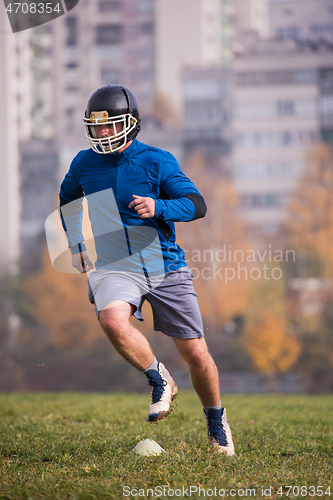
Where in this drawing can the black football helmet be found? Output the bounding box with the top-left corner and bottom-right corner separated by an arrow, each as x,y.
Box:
83,85 -> 141,154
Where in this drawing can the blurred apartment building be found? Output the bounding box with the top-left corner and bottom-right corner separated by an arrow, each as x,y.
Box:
234,0 -> 269,39
182,67 -> 233,176
51,0 -> 158,172
0,1 -> 59,270
19,26 -> 59,258
182,0 -> 333,238
269,0 -> 333,44
51,0 -> 223,174
0,8 -> 52,272
0,8 -> 20,274
181,0 -> 268,176
233,0 -> 333,236
232,36 -> 333,236
3,0 -> 333,272
0,0 -> 225,271
52,0 -> 156,151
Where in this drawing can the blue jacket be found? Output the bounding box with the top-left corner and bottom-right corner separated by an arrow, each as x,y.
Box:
60,139 -> 206,274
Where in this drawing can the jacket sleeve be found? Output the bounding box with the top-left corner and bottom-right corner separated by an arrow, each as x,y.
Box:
154,154 -> 207,222
59,156 -> 86,255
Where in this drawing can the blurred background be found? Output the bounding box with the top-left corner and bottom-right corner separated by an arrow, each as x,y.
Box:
0,0 -> 333,394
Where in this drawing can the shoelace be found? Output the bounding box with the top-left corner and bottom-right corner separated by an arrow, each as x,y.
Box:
148,377 -> 167,403
208,418 -> 228,447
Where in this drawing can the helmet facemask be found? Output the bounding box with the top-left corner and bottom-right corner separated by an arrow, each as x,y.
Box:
83,110 -> 138,154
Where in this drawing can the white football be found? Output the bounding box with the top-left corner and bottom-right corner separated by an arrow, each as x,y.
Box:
131,439 -> 164,456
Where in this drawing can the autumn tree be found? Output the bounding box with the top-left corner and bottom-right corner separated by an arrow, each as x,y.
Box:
240,256 -> 301,374
178,153 -> 252,333
152,91 -> 180,127
282,143 -> 333,388
283,143 -> 333,278
24,249 -> 102,349
296,296 -> 333,391
0,274 -> 29,390
244,311 -> 301,375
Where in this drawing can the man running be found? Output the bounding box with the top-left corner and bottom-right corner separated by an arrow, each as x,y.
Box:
59,85 -> 235,456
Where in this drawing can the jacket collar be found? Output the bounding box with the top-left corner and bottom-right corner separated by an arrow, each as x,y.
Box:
102,139 -> 139,164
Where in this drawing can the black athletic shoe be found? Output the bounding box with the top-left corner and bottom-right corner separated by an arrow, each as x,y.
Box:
204,407 -> 235,456
145,362 -> 178,422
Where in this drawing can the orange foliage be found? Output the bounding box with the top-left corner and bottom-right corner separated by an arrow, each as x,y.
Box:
245,311 -> 301,374
153,91 -> 180,126
179,154 -> 252,331
24,249 -> 101,348
285,143 -> 333,277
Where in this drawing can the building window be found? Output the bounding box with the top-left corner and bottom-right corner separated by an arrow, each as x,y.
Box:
277,101 -> 294,116
96,24 -> 122,44
141,0 -> 154,13
184,101 -> 223,128
66,85 -> 79,92
66,17 -> 78,46
128,1 -> 139,14
319,68 -> 333,93
320,96 -> 333,116
236,69 -> 316,87
66,109 -> 75,131
129,69 -> 141,82
101,69 -> 122,85
99,1 -> 122,13
184,80 -> 220,99
235,129 -> 316,149
235,99 -> 316,119
310,25 -> 333,37
236,72 -> 266,86
66,62 -> 78,69
294,70 -> 317,84
321,129 -> 333,144
142,67 -> 154,80
143,44 -> 154,57
141,22 -> 154,35
235,101 -> 274,118
276,26 -> 300,40
127,24 -> 140,38
240,193 -> 287,208
97,45 -> 122,60
65,46 -> 78,63
268,71 -> 292,84
235,163 -> 302,179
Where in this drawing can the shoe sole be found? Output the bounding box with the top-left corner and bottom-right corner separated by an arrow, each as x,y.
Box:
146,386 -> 178,422
211,439 -> 236,456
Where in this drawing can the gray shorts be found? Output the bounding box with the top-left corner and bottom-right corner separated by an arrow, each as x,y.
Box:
87,266 -> 204,339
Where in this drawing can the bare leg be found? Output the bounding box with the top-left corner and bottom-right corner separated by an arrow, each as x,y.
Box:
173,337 -> 220,407
99,300 -> 154,371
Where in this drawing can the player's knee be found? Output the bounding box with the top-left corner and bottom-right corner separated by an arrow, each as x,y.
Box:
175,337 -> 210,367
99,308 -> 131,336
189,347 -> 210,368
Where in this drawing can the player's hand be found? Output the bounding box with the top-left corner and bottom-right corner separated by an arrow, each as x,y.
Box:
72,251 -> 94,274
128,195 -> 155,219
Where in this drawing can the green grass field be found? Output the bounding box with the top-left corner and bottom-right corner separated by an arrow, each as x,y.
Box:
0,391 -> 332,500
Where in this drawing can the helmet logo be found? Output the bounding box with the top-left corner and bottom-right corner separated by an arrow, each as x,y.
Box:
90,111 -> 109,122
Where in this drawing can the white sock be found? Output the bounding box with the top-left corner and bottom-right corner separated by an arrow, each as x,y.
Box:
204,402 -> 222,413
143,357 -> 159,373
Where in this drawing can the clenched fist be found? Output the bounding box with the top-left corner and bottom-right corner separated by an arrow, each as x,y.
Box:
72,250 -> 94,274
128,195 -> 155,219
